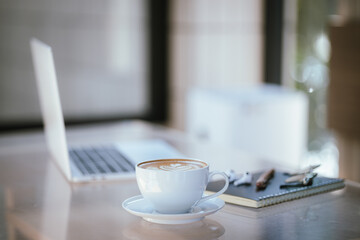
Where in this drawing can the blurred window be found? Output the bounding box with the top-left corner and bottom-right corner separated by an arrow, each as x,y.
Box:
0,0 -> 167,130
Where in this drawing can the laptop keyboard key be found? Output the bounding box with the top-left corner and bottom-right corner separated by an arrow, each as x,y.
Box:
69,145 -> 134,176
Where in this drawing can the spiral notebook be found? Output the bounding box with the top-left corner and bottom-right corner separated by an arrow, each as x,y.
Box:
206,171 -> 345,208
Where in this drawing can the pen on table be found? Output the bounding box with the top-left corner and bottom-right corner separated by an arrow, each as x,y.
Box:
256,168 -> 275,190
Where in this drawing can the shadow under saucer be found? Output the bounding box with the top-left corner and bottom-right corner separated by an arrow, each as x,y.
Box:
122,218 -> 225,240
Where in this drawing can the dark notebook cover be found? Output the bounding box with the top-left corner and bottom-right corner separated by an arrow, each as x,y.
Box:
206,171 -> 345,208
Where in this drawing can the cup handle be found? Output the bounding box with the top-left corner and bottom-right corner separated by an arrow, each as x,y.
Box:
196,171 -> 229,206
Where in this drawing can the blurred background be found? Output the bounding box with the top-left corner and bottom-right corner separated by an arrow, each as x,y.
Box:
0,0 -> 359,181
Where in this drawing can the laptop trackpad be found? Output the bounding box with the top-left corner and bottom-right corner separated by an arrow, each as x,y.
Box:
115,139 -> 185,164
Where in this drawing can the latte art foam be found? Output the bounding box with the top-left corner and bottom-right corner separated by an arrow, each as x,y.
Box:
159,163 -> 200,171
139,159 -> 207,171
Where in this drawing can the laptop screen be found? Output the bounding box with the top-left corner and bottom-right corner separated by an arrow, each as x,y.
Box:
30,38 -> 71,179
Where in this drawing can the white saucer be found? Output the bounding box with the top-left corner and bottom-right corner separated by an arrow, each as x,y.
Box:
122,195 -> 225,224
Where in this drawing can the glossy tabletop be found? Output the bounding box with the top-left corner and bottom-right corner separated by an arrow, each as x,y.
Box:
0,121 -> 359,240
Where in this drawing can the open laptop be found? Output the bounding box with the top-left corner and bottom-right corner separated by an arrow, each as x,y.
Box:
30,38 -> 183,183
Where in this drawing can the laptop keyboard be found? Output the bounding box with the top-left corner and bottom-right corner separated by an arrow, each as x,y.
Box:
69,146 -> 135,176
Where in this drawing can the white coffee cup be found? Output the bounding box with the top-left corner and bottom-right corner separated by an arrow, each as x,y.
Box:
136,158 -> 229,214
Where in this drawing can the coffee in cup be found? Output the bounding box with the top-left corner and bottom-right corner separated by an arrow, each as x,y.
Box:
138,159 -> 206,171
136,158 -> 229,214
